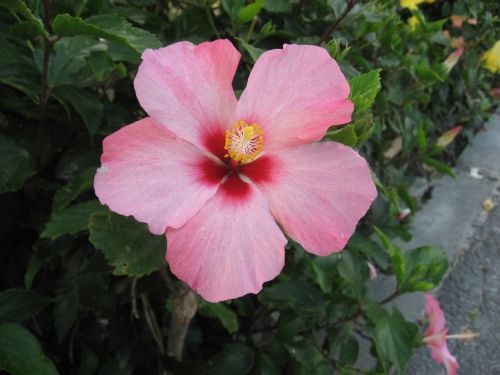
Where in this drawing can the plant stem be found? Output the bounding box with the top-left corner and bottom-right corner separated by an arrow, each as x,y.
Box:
318,0 -> 358,45
205,4 -> 221,38
159,268 -> 176,293
141,293 -> 165,355
379,289 -> 399,305
131,278 -> 140,319
167,282 -> 198,361
246,16 -> 257,41
313,291 -> 400,332
37,0 -> 52,171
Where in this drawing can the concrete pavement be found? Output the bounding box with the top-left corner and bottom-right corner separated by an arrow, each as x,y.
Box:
356,109 -> 500,374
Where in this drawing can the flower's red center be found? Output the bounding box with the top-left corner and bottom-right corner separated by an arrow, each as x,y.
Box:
197,121 -> 275,201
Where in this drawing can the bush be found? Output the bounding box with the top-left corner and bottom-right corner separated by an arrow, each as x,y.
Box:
0,0 -> 498,374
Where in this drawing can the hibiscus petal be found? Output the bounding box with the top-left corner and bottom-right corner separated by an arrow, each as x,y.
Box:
166,176 -> 287,302
237,44 -> 353,151
430,340 -> 458,375
243,142 -> 376,255
94,117 -> 226,235
424,293 -> 446,336
134,40 -> 240,157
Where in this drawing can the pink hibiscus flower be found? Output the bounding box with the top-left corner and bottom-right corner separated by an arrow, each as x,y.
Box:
423,294 -> 458,375
94,40 -> 377,302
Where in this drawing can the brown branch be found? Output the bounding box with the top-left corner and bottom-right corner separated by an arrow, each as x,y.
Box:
167,282 -> 198,361
159,268 -> 176,293
318,0 -> 358,45
141,293 -> 165,356
379,289 -> 399,305
131,277 -> 140,320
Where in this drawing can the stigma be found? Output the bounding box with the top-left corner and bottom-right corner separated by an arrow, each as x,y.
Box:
224,120 -> 264,163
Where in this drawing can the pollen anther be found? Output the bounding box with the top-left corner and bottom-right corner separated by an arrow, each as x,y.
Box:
224,120 -> 264,163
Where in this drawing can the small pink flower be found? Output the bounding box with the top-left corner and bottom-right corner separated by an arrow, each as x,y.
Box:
423,294 -> 458,375
450,14 -> 468,29
443,48 -> 464,72
94,40 -> 377,302
437,125 -> 463,148
367,262 -> 377,280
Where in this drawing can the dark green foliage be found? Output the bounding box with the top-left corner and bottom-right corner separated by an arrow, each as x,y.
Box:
89,211 -> 166,276
0,289 -> 51,321
0,0 -> 497,374
0,322 -> 59,375
198,300 -> 239,333
366,304 -> 419,374
0,136 -> 34,193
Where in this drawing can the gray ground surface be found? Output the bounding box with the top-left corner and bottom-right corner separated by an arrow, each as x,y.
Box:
407,202 -> 500,375
357,110 -> 500,374
406,111 -> 500,375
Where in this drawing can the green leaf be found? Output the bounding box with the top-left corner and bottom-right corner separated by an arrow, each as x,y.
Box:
238,0 -> 264,24
373,226 -> 399,259
421,156 -> 455,177
347,234 -> 389,270
327,323 -> 353,353
52,167 -> 96,212
255,353 -> 281,375
0,136 -> 34,193
417,122 -> 427,151
88,211 -> 166,277
24,251 -> 43,290
338,336 -> 359,365
79,343 -> 99,375
89,51 -> 114,81
53,290 -> 79,342
9,20 -> 44,39
52,14 -> 161,54
308,254 -> 340,293
208,344 -> 254,375
327,125 -> 358,147
236,37 -> 265,62
44,36 -> 100,88
41,200 -> 106,239
338,252 -> 369,298
0,0 -> 44,27
0,38 -> 39,100
397,246 -> 448,293
222,0 -> 244,20
0,289 -> 51,321
416,62 -> 446,83
349,69 -> 381,113
327,38 -> 351,62
263,0 -> 292,13
351,112 -> 374,144
259,280 -> 324,315
373,226 -> 405,280
368,307 -> 419,374
97,357 -> 132,375
53,86 -> 103,136
0,322 -> 59,375
198,302 -> 239,333
285,338 -> 333,374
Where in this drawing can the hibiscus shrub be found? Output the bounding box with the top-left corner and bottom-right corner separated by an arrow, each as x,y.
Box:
0,0 -> 498,374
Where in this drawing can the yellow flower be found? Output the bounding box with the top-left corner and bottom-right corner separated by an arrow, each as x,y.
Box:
408,16 -> 420,30
482,41 -> 500,73
400,0 -> 435,10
